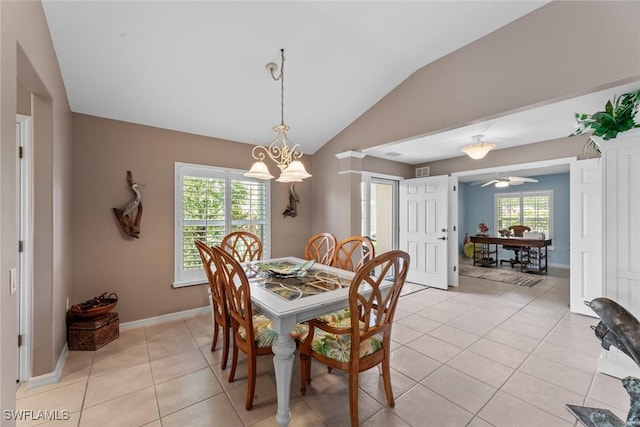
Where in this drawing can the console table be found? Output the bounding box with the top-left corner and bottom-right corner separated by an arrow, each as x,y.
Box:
469,235 -> 552,274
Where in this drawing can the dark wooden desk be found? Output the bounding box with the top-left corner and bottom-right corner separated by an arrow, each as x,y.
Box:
470,235 -> 552,273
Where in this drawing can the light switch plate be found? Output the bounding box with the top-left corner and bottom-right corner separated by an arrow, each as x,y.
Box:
9,268 -> 17,295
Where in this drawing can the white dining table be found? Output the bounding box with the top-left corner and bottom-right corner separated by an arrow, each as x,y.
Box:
247,257 -> 391,427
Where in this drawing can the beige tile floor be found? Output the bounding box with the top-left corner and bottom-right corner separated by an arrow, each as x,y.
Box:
16,264 -> 631,426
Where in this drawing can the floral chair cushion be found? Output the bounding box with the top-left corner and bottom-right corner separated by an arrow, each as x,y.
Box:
238,314 -> 307,348
315,308 -> 351,324
305,318 -> 383,363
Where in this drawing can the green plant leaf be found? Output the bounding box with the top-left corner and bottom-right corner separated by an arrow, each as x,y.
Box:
605,100 -> 614,115
571,89 -> 640,140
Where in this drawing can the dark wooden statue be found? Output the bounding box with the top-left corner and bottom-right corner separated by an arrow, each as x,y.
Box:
282,183 -> 299,218
567,298 -> 640,427
112,170 -> 144,239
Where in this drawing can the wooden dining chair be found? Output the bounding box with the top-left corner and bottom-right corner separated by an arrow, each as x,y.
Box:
299,250 -> 410,427
194,240 -> 230,369
333,235 -> 375,272
209,245 -> 275,410
313,235 -> 377,326
304,232 -> 337,265
221,231 -> 263,262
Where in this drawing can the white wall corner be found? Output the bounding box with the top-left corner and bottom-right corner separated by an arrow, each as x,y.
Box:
335,150 -> 366,160
26,344 -> 68,389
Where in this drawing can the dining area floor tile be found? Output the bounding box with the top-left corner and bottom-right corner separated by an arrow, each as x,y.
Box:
16,266 -> 629,426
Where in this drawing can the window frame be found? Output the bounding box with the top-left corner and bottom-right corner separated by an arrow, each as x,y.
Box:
173,162 -> 271,287
494,190 -> 554,249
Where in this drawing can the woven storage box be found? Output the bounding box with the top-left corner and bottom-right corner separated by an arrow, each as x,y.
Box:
68,312 -> 119,350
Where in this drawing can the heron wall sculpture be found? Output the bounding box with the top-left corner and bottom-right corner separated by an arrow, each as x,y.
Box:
112,170 -> 144,239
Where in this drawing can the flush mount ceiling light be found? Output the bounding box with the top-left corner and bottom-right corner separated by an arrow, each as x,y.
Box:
460,134 -> 496,160
473,176 -> 539,188
245,49 -> 311,183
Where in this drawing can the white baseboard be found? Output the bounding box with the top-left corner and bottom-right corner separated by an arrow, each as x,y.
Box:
548,263 -> 570,269
120,305 -> 210,331
27,344 -> 68,389
598,348 -> 640,379
25,306 -> 210,389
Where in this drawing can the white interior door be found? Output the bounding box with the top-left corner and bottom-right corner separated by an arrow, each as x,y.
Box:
399,175 -> 449,290
570,158 -> 602,317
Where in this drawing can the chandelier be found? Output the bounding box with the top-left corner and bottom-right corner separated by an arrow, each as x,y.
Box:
245,49 -> 311,183
460,134 -> 496,160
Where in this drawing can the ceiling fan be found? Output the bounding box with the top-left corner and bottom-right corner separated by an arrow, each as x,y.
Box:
472,176 -> 539,188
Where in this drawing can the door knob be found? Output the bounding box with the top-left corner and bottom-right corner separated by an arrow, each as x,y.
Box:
438,236 -> 447,240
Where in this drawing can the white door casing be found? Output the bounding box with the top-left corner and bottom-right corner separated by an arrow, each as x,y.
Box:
17,115 -> 33,382
399,175 -> 449,290
448,176 -> 459,287
570,158 -> 602,317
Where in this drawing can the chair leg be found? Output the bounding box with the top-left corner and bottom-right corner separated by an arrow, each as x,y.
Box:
211,322 -> 219,352
246,352 -> 256,410
348,370 -> 359,427
229,341 -> 239,382
300,353 -> 310,395
221,324 -> 230,370
381,357 -> 395,407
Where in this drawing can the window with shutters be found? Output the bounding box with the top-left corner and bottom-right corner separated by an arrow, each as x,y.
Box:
174,162 -> 270,287
494,190 -> 553,242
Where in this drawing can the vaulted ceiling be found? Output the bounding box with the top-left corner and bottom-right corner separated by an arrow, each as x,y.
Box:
42,1 -> 550,158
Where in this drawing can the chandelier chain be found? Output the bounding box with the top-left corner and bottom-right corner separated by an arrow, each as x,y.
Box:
269,49 -> 286,126
279,49 -> 285,126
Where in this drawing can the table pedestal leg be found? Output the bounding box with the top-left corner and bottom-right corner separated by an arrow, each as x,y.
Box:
272,317 -> 297,427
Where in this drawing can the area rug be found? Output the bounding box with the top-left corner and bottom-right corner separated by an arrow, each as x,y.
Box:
458,265 -> 543,287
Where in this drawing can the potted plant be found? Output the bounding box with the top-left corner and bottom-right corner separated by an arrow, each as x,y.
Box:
571,88 -> 640,155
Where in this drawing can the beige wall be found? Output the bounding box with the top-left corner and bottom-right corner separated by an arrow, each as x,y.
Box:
1,0 -> 72,422
311,1 -> 640,233
72,114 -> 312,323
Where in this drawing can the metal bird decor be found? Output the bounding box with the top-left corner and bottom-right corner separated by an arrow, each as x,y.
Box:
112,171 -> 144,239
566,298 -> 640,427
282,183 -> 299,218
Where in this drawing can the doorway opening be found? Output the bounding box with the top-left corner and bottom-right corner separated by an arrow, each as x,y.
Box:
361,174 -> 399,254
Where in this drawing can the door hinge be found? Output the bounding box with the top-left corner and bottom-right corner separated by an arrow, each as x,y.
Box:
18,240 -> 24,253
18,334 -> 22,347
453,266 -> 457,272
453,185 -> 457,192
453,225 -> 457,232
19,146 -> 23,158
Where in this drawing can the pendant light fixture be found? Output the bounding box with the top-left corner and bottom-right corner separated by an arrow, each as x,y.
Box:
461,134 -> 496,160
245,49 -> 311,182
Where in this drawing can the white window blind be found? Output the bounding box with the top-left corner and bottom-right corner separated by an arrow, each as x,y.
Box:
174,163 -> 270,287
495,190 -> 553,239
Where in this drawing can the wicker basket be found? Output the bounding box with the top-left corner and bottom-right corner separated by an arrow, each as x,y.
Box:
70,293 -> 118,318
68,312 -> 119,350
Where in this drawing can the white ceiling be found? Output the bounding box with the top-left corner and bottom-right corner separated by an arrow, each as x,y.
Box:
364,81 -> 640,165
42,1 -> 551,156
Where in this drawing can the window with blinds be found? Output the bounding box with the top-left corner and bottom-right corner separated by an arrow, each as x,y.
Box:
174,163 -> 270,287
494,190 -> 553,238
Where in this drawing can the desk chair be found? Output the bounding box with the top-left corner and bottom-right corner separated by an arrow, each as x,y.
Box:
500,225 -> 530,268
